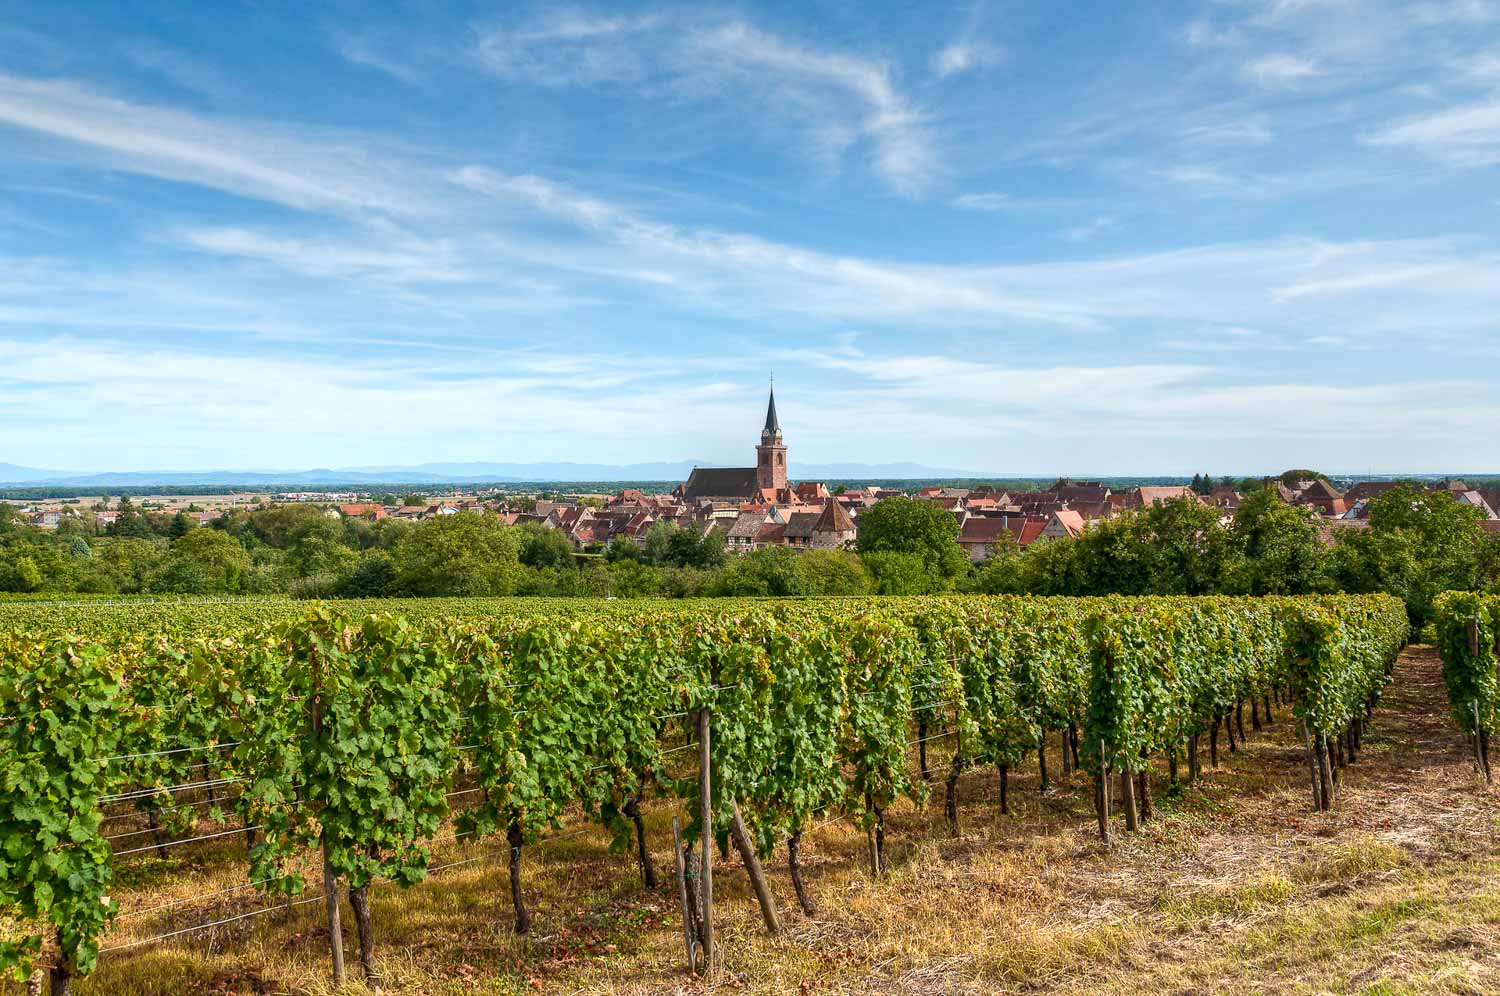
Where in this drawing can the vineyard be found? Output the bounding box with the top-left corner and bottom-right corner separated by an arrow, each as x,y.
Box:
0,594 -> 1409,993
1435,591 -> 1500,781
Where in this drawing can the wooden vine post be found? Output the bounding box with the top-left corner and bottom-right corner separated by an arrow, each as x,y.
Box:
1095,759 -> 1110,844
696,707 -> 714,972
729,803 -> 780,933
1302,719 -> 1323,811
1316,732 -> 1335,809
1466,617 -> 1491,782
310,692 -> 346,987
671,817 -> 700,973
1119,759 -> 1138,832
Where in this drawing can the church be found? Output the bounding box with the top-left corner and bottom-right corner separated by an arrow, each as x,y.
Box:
678,387 -> 792,503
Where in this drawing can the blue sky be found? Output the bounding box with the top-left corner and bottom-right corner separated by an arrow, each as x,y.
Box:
2,0 -> 1499,476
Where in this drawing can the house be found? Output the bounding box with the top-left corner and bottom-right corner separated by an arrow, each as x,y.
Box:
1453,490 -> 1497,519
725,511 -> 766,552
794,482 -> 830,502
1478,490 -> 1500,519
1292,479 -> 1345,517
1042,509 -> 1087,540
1209,487 -> 1242,511
810,497 -> 857,548
1135,486 -> 1196,507
755,521 -> 787,547
1050,480 -> 1111,504
959,517 -> 1010,563
782,511 -> 821,548
958,514 -> 1048,561
337,503 -> 387,521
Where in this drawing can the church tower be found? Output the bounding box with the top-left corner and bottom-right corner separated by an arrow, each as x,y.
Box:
755,386 -> 787,493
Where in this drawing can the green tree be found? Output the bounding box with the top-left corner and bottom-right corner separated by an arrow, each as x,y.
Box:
247,504 -> 328,549
155,528 -> 251,593
604,535 -> 645,563
606,558 -> 663,597
1062,515 -> 1153,595
335,551 -> 398,598
1334,485 -> 1484,625
963,533 -> 1025,594
641,521 -> 727,569
108,495 -> 154,539
388,513 -> 521,596
861,550 -> 940,594
1222,489 -> 1327,594
855,497 -> 968,590
1134,497 -> 1229,595
642,521 -> 677,566
0,554 -> 44,592
516,522 -> 577,569
790,549 -> 872,595
712,546 -> 805,596
285,517 -> 359,579
94,538 -> 165,593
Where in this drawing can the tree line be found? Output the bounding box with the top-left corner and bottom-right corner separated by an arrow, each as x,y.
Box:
2,485 -> 1496,625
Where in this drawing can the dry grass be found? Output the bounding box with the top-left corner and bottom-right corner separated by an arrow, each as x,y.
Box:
8,646 -> 1500,995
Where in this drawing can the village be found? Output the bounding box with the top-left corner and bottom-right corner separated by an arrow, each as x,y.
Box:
10,388 -> 1499,560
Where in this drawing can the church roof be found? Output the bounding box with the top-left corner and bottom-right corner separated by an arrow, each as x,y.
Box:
762,387 -> 781,438
683,467 -> 761,501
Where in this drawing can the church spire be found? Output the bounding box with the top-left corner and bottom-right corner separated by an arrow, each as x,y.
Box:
755,380 -> 787,493
762,383 -> 781,439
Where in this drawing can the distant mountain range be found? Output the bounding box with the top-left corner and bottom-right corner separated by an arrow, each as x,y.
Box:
0,460 -> 1005,488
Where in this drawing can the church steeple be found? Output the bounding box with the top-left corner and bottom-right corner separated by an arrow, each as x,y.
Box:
762,385 -> 781,440
755,382 -> 787,493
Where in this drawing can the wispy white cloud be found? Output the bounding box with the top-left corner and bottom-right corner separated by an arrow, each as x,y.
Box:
475,10 -> 659,86
685,22 -> 935,193
952,192 -> 1015,212
177,227 -> 470,283
1254,0 -> 1357,25
473,13 -> 936,194
1364,97 -> 1500,163
931,40 -> 1001,79
1180,116 -> 1275,145
0,72 -> 430,215
1183,20 -> 1242,48
447,167 -> 1500,346
1059,216 -> 1117,242
333,33 -> 424,85
1242,52 -> 1323,87
1409,0 -> 1499,24
120,40 -> 237,100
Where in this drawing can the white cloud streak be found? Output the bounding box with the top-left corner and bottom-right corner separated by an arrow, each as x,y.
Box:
931,41 -> 1001,78
473,13 -> 936,193
0,73 -> 430,215
1242,53 -> 1323,87
1365,97 -> 1500,164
